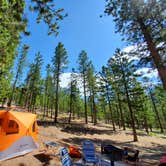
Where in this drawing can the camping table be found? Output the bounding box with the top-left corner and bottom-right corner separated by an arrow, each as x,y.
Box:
43,141 -> 59,156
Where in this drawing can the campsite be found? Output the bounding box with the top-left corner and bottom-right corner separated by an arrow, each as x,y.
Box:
0,0 -> 166,166
0,108 -> 166,166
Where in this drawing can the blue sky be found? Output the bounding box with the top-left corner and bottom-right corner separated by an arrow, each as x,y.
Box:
22,0 -> 127,75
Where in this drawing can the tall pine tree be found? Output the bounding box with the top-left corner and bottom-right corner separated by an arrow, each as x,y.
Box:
52,42 -> 68,123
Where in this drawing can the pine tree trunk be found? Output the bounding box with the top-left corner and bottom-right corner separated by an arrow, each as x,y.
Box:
51,104 -> 53,119
72,106 -> 75,120
124,82 -> 138,141
54,71 -> 60,123
161,106 -> 166,128
149,89 -> 164,133
150,125 -> 153,132
92,94 -> 97,125
144,116 -> 149,134
8,72 -> 18,107
103,104 -> 107,124
46,97 -> 49,117
89,92 -> 94,123
136,118 -> 140,129
18,88 -> 24,106
138,18 -> 166,90
116,104 -> 121,129
83,73 -> 88,124
127,99 -> 138,141
108,100 -> 116,131
106,85 -> 116,131
68,82 -> 72,124
120,62 -> 138,141
117,93 -> 125,130
28,92 -> 32,112
44,92 -> 47,118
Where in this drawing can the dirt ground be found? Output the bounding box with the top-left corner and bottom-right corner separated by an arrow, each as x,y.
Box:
0,119 -> 166,166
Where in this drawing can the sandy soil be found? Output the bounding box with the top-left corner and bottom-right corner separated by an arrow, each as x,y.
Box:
0,119 -> 166,166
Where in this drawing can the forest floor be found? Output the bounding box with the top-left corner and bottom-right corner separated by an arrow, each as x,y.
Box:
0,116 -> 166,166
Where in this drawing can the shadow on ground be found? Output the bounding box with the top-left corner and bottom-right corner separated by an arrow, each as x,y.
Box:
33,153 -> 52,166
61,125 -> 116,135
38,120 -> 116,135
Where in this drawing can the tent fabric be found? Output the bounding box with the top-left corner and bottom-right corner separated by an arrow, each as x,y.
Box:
0,110 -> 38,161
10,111 -> 36,128
0,136 -> 38,161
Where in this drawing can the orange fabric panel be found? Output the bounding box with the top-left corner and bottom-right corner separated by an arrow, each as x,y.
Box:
0,110 -> 38,151
10,111 -> 36,128
0,112 -> 27,151
27,118 -> 38,142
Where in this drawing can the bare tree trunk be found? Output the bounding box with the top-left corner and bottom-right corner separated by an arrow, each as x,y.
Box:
125,89 -> 138,141
7,71 -> 19,107
161,106 -> 166,128
89,92 -> 94,123
115,104 -> 121,129
121,63 -> 138,141
117,93 -> 125,130
144,116 -> 149,134
54,71 -> 60,123
46,97 -> 49,117
92,94 -> 97,125
83,73 -> 88,124
106,85 -> 116,131
149,89 -> 164,133
103,104 -> 107,124
68,82 -> 73,124
18,88 -> 24,106
109,100 -> 116,131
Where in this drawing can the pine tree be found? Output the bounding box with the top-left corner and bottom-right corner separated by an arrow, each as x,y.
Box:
52,42 -> 68,123
43,64 -> 53,117
8,44 -> 29,106
77,51 -> 90,124
148,86 -> 164,133
108,49 -> 139,141
0,0 -> 67,102
29,0 -> 67,36
105,0 -> 166,90
0,0 -> 27,80
154,86 -> 166,128
68,68 -> 80,123
99,66 -> 116,131
25,52 -> 43,112
87,62 -> 98,125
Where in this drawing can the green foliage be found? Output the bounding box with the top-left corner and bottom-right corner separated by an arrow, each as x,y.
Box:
105,0 -> 165,44
52,42 -> 68,75
52,42 -> 68,122
24,52 -> 43,111
0,0 -> 67,104
7,44 -> 29,106
0,0 -> 26,79
0,72 -> 11,105
86,62 -> 98,124
153,85 -> 166,127
29,0 -> 67,36
104,0 -> 166,90
77,50 -> 91,123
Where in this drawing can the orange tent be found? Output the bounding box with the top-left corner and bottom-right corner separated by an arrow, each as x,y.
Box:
0,110 -> 38,161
